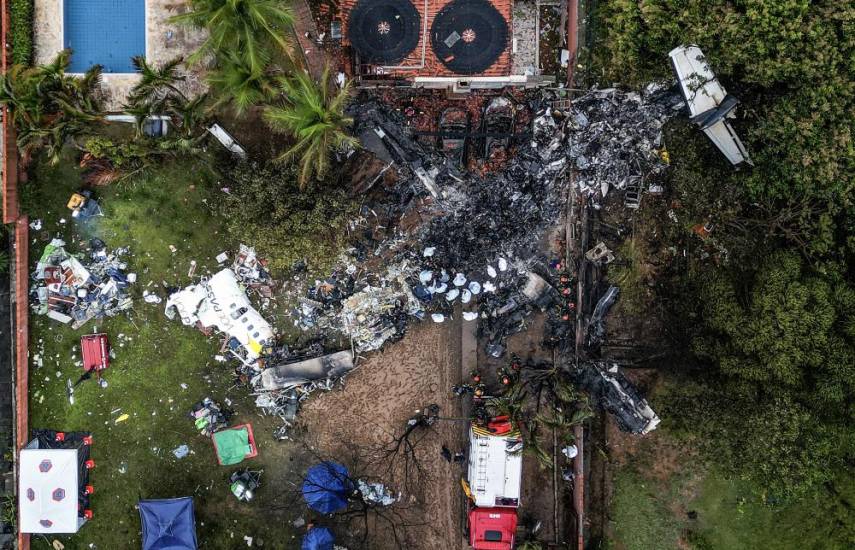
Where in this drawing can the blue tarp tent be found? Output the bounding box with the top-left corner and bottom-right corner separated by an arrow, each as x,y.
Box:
139,497 -> 198,550
302,461 -> 351,514
302,526 -> 336,550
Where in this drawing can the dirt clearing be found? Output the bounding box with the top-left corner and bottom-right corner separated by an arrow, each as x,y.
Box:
300,319 -> 468,549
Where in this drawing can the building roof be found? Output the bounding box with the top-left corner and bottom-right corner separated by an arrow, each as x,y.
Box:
343,0 -> 513,78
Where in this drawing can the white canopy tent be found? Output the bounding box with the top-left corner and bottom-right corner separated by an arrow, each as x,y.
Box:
19,447 -> 84,534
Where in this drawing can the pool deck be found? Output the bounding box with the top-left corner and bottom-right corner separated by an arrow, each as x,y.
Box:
34,0 -> 208,110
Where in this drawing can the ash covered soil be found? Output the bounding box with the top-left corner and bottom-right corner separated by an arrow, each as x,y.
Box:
300,320 -> 467,550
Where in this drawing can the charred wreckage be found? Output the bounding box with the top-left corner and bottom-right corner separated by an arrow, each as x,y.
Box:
277,87 -> 674,434
160,87 -> 676,436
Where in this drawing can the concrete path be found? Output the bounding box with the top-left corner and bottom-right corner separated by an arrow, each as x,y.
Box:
290,0 -> 329,79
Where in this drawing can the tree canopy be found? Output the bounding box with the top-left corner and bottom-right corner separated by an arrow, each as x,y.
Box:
172,0 -> 294,112
0,50 -> 103,164
693,252 -> 855,413
264,67 -> 357,187
215,163 -> 357,273
591,0 -> 855,498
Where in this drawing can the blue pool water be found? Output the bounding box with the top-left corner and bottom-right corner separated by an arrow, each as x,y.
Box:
64,0 -> 146,73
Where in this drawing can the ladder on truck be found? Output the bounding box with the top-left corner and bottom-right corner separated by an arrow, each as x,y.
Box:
475,440 -> 489,494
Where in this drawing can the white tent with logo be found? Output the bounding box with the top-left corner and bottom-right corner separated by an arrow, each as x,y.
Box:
19,447 -> 84,533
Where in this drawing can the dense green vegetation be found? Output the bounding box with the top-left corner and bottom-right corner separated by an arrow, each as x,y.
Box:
215,162 -> 357,273
0,51 -> 103,164
590,0 -> 855,499
9,0 -> 33,65
609,451 -> 855,550
170,0 -> 357,182
172,0 -> 294,113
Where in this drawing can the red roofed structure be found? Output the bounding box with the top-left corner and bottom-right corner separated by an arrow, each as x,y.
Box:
341,0 -> 553,89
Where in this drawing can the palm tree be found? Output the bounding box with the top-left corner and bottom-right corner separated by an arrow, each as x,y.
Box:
124,56 -> 211,137
0,50 -> 103,164
170,93 -> 209,138
171,0 -> 293,74
127,56 -> 185,110
206,52 -> 275,114
264,67 -> 357,188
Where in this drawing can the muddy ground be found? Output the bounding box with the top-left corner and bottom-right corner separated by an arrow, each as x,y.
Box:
299,319 -> 468,550
582,190 -> 677,548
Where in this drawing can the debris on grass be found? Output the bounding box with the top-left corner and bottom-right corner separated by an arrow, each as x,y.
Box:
172,444 -> 190,459
31,238 -> 134,328
165,268 -> 275,362
189,397 -> 233,437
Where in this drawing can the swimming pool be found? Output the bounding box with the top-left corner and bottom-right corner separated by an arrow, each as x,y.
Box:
64,0 -> 146,73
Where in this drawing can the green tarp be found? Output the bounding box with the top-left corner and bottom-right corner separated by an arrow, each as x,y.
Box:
213,427 -> 252,465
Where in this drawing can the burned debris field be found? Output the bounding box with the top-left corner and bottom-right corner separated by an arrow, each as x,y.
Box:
2,0 -> 853,549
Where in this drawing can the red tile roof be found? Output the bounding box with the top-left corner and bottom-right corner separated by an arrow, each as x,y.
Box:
341,0 -> 513,78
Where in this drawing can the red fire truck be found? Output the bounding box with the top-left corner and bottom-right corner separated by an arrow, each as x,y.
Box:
465,417 -> 523,550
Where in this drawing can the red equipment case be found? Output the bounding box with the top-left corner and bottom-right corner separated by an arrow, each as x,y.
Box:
80,334 -> 110,372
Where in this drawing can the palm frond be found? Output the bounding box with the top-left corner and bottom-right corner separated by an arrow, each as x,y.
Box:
263,64 -> 355,187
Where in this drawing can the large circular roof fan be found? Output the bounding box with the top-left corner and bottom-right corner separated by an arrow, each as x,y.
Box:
430,0 -> 508,74
348,0 -> 421,65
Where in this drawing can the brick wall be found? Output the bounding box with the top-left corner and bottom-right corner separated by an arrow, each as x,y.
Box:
1,0 -> 30,546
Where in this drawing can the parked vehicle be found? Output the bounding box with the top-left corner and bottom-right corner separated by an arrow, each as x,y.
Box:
464,417 -> 523,550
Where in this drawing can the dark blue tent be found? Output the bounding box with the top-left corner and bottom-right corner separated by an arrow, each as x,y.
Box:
302,461 -> 351,514
139,497 -> 198,550
302,526 -> 336,550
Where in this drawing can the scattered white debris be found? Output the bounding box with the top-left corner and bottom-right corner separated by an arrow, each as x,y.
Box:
172,445 -> 190,459
143,291 -> 162,304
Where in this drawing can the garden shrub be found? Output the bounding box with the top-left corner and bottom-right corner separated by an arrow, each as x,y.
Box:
216,163 -> 357,275
10,0 -> 33,65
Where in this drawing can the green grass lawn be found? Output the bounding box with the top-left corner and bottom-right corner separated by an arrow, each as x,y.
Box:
608,434 -> 855,550
23,156 -> 302,549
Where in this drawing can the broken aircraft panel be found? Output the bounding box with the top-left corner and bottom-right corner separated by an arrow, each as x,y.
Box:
586,285 -> 619,349
573,362 -> 661,434
669,45 -> 754,166
258,351 -> 355,391
165,269 -> 274,361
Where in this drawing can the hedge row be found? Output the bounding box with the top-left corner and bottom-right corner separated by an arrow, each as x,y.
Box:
9,0 -> 33,65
